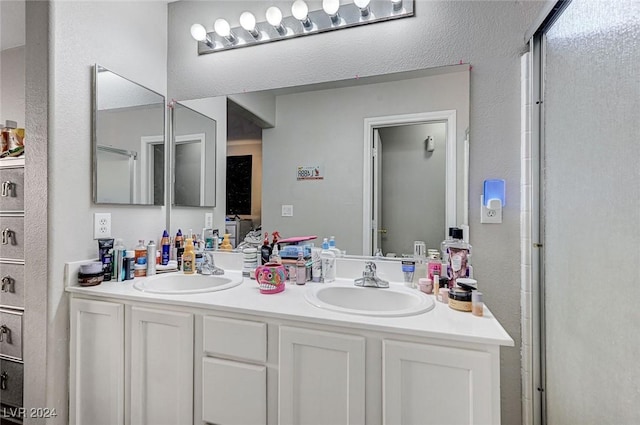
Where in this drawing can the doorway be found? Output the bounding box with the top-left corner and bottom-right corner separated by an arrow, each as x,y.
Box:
375,122 -> 447,256
362,111 -> 457,256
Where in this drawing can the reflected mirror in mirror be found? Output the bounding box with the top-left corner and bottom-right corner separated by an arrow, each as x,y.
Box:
93,64 -> 166,205
171,102 -> 216,207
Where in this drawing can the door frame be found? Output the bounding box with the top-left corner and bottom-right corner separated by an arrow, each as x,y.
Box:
362,110 -> 457,255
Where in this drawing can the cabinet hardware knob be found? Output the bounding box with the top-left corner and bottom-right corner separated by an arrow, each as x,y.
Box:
1,181 -> 14,197
0,325 -> 10,344
1,228 -> 14,245
0,371 -> 7,390
1,276 -> 13,292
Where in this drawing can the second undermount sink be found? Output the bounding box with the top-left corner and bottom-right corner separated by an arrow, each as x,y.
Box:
133,271 -> 243,294
304,281 -> 435,317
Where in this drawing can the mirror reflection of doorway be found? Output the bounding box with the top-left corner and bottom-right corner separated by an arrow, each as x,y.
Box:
374,122 -> 447,256
227,100 -> 263,227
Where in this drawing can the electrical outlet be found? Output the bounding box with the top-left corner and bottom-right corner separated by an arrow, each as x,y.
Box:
94,213 -> 112,239
205,212 -> 214,229
281,204 -> 293,217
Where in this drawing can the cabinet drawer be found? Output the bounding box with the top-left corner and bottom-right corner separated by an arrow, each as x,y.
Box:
202,357 -> 266,425
0,309 -> 22,360
0,263 -> 24,309
0,358 -> 23,407
203,316 -> 266,362
0,168 -> 24,212
0,217 -> 23,261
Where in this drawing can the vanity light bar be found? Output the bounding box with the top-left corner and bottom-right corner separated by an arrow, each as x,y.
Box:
192,0 -> 414,55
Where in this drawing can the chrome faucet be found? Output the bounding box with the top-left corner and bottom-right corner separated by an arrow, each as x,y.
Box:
198,252 -> 224,275
354,261 -> 389,288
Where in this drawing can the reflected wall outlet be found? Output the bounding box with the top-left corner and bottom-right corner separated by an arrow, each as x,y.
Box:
205,212 -> 214,229
480,196 -> 503,224
94,213 -> 112,239
281,205 -> 293,217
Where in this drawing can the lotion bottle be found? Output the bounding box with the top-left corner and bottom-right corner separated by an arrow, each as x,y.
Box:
320,238 -> 336,283
182,237 -> 196,274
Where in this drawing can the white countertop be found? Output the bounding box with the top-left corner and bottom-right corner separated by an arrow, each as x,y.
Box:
65,260 -> 513,347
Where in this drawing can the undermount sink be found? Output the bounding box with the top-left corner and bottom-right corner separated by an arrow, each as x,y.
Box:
304,281 -> 435,317
133,271 -> 243,294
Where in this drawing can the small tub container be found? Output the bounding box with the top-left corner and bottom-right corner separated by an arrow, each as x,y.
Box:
438,287 -> 449,303
448,287 -> 472,312
134,264 -> 147,277
417,278 -> 433,294
77,271 -> 104,287
80,261 -> 103,275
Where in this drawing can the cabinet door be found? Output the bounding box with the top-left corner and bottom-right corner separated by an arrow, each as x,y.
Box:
202,357 -> 266,425
130,306 -> 193,425
279,326 -> 365,425
70,298 -> 124,425
383,340 -> 494,425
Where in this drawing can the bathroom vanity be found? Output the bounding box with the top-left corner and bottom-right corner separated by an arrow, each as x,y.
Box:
66,257 -> 512,425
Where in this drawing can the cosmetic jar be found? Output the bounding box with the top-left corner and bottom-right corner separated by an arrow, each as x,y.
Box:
77,271 -> 104,287
80,261 -> 103,275
472,291 -> 484,317
134,263 -> 147,277
439,287 -> 449,303
448,287 -> 472,312
456,278 -> 478,291
417,278 -> 433,294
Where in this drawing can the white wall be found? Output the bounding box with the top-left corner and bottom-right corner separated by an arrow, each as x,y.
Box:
48,2 -> 168,423
260,71 -> 467,255
168,2 -> 547,423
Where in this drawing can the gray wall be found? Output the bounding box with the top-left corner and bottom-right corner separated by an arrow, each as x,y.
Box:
168,2 -> 547,423
543,1 -> 640,423
261,71 -> 468,256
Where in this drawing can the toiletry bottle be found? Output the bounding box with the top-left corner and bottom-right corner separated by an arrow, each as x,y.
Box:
114,238 -> 126,282
175,230 -> 184,270
440,227 -> 459,264
147,240 -> 156,276
329,236 -> 342,257
204,228 -> 214,251
269,244 -> 281,264
402,260 -> 416,287
182,237 -> 196,274
161,230 -> 171,265
124,250 -> 135,280
135,240 -> 147,267
320,238 -> 336,283
271,231 -> 280,249
311,247 -> 322,282
427,252 -> 442,281
261,232 -> 272,264
296,250 -> 306,285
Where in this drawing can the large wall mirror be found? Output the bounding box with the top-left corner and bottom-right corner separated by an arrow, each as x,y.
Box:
92,64 -> 166,205
170,102 -> 217,207
174,64 -> 469,256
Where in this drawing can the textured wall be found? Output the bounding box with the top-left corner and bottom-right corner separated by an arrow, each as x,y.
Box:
543,1 -> 640,423
168,2 -> 546,422
47,2 -> 168,423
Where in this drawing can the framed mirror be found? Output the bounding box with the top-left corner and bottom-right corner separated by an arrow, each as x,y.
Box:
92,64 -> 166,205
170,102 -> 217,207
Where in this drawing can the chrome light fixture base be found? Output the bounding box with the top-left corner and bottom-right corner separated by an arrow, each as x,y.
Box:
195,0 -> 414,55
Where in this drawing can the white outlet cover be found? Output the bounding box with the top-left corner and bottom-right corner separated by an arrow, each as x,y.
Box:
281,204 -> 293,217
94,212 -> 112,239
205,212 -> 214,229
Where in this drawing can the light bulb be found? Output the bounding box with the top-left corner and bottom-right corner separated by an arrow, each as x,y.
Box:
391,0 -> 402,11
323,0 -> 340,16
266,6 -> 283,26
214,18 -> 231,37
291,0 -> 309,21
190,23 -> 207,42
354,0 -> 370,16
239,11 -> 256,32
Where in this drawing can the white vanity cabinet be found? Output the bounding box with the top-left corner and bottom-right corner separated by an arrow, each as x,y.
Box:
69,298 -> 124,425
69,298 -> 193,425
278,326 -> 366,425
130,306 -> 194,425
383,340 -> 497,425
